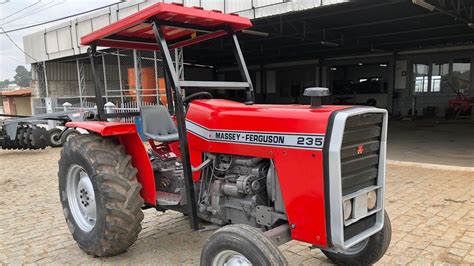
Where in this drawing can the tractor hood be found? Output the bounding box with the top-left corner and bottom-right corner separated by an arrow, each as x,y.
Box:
186,99 -> 351,138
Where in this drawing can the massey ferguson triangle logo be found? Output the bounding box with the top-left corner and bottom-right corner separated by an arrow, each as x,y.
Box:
357,145 -> 365,155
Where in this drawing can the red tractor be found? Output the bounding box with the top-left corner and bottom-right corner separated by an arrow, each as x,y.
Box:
58,3 -> 391,265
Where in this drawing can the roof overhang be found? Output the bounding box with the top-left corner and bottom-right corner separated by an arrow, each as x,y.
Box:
182,0 -> 474,66
0,89 -> 32,97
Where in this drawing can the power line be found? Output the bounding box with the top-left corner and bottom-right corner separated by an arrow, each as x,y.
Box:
0,26 -> 38,62
0,22 -> 35,28
1,1 -> 52,25
0,0 -> 124,34
2,1 -> 62,26
3,0 -> 60,26
1,1 -> 58,28
0,0 -> 41,22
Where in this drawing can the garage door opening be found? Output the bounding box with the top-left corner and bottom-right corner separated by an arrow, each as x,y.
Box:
329,63 -> 390,109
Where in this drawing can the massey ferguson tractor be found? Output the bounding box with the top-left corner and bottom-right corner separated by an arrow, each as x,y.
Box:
58,3 -> 391,265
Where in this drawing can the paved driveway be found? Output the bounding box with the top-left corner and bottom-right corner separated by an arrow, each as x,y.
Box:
0,148 -> 473,264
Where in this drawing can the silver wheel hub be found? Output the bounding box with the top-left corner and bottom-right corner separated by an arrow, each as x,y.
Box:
51,133 -> 61,143
212,250 -> 251,266
66,165 -> 97,232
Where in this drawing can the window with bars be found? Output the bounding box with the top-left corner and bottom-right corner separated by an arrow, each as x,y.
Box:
412,59 -> 471,94
431,62 -> 449,93
413,63 -> 429,93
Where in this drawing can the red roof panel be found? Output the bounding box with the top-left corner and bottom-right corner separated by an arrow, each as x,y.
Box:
80,3 -> 252,51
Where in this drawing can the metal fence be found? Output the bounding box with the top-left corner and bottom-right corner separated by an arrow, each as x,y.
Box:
105,101 -> 158,123
60,99 -> 158,124
31,47 -> 188,122
77,49 -> 173,108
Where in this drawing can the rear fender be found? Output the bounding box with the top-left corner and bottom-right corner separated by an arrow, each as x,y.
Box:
66,121 -> 156,205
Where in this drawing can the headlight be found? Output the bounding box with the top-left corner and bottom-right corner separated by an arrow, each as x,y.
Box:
367,190 -> 377,210
343,199 -> 352,220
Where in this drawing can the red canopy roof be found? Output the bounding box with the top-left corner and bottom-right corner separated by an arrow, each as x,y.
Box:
80,3 -> 252,51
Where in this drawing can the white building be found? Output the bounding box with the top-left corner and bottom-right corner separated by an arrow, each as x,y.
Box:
23,0 -> 473,118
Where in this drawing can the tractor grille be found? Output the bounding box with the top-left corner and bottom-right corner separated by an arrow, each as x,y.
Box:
341,113 -> 383,196
341,113 -> 383,240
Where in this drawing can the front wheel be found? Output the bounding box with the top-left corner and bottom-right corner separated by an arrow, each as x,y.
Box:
322,210 -> 392,265
200,224 -> 287,266
58,134 -> 144,256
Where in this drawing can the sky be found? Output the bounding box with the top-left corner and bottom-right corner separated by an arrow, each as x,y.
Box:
0,0 -> 118,81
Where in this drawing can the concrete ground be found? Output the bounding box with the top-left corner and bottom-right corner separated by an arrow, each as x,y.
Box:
387,119 -> 474,167
0,148 -> 473,265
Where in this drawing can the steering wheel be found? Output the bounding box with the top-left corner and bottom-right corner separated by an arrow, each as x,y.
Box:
183,92 -> 213,106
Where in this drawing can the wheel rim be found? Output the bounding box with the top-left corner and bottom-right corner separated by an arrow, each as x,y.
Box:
340,239 -> 369,255
212,250 -> 252,266
51,132 -> 61,144
66,164 -> 97,232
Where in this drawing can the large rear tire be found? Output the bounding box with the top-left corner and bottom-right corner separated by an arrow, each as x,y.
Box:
200,224 -> 287,266
321,210 -> 392,265
58,134 -> 144,256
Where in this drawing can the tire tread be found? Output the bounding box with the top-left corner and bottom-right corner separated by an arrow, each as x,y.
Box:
321,210 -> 392,265
201,224 -> 287,266
58,134 -> 144,257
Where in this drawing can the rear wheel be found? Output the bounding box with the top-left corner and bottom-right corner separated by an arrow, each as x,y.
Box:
321,210 -> 392,265
58,134 -> 144,256
200,224 -> 287,266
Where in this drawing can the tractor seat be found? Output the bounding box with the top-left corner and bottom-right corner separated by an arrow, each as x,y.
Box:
140,106 -> 179,142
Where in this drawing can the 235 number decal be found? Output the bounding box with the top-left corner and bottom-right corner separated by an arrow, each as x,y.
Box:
296,137 -> 324,147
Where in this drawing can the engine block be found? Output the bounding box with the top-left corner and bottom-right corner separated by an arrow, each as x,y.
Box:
197,155 -> 273,226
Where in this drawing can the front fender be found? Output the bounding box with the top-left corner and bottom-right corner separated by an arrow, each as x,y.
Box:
66,121 -> 156,205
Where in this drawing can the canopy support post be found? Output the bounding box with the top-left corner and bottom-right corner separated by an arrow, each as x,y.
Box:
89,45 -> 106,120
230,33 -> 255,104
164,70 -> 175,114
151,19 -> 200,231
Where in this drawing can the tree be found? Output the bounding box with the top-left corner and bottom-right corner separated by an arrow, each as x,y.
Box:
13,65 -> 32,87
0,79 -> 13,89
